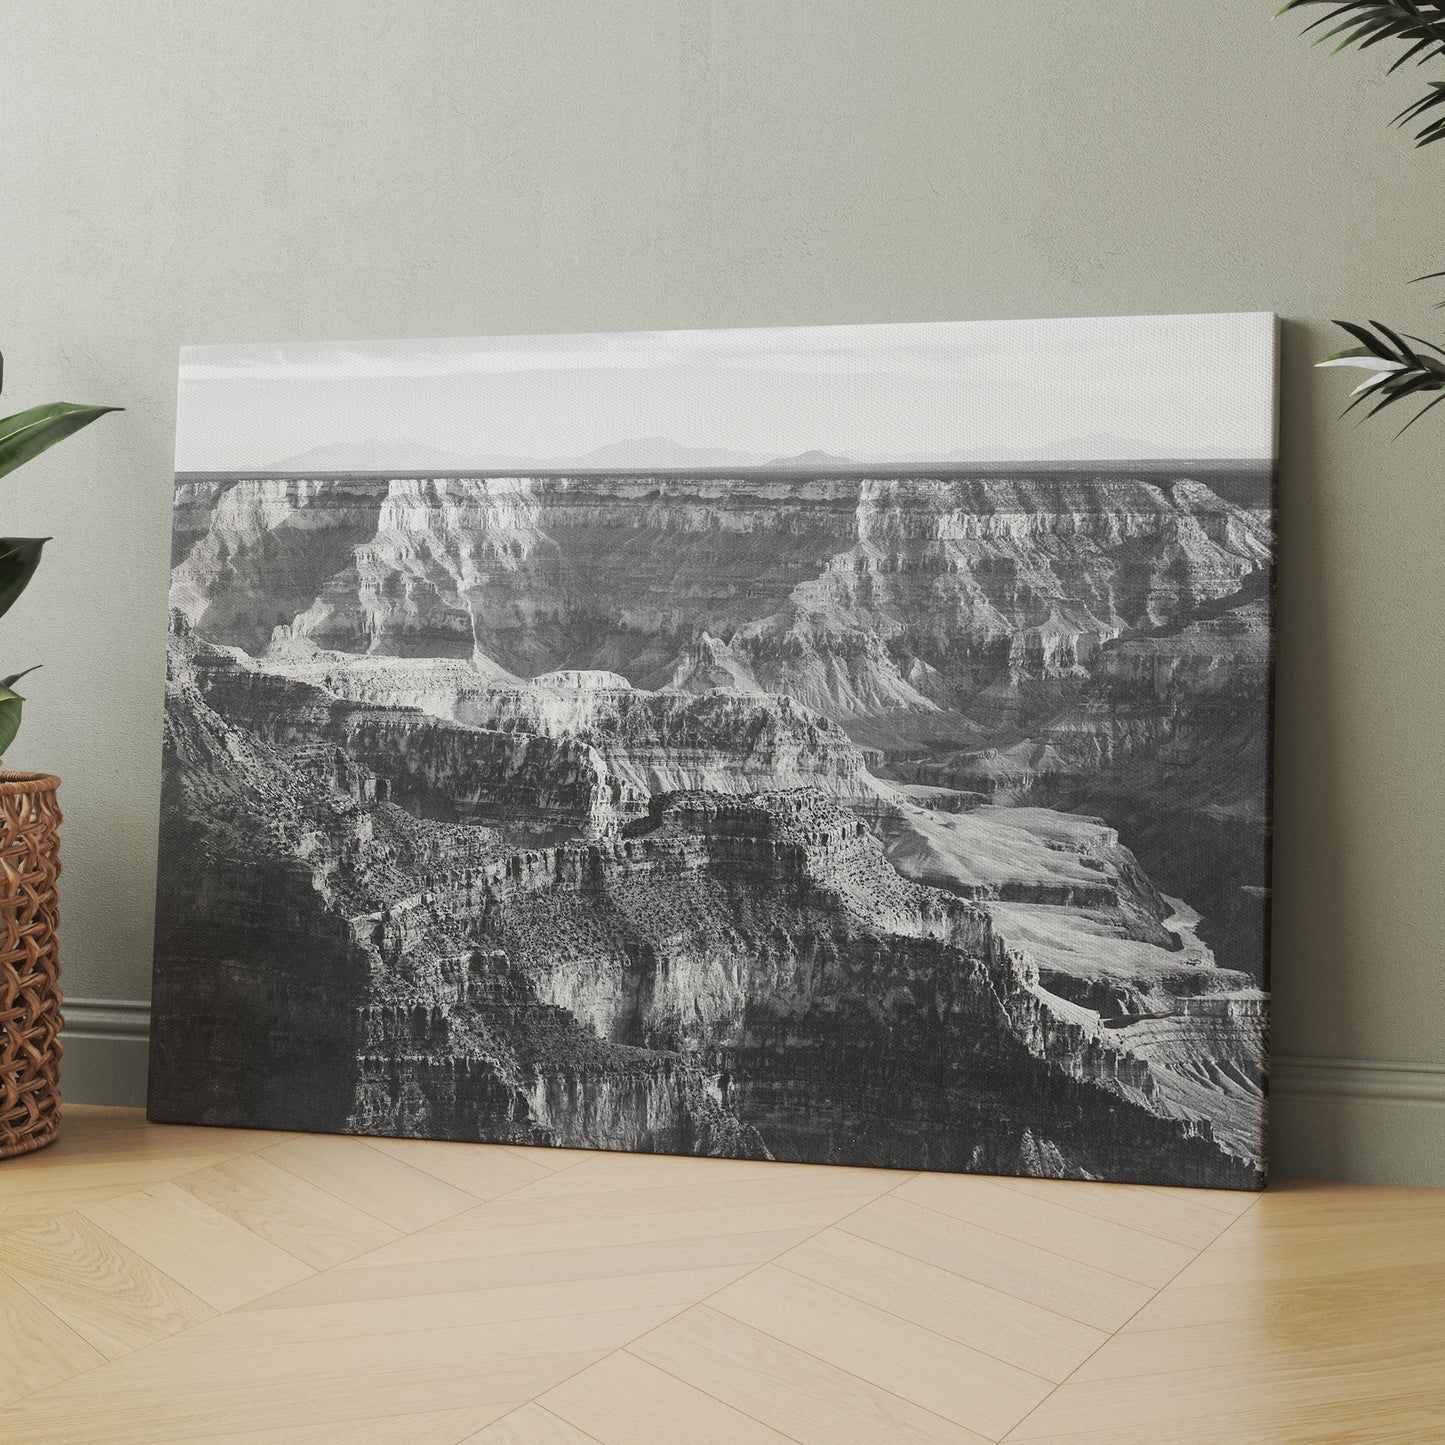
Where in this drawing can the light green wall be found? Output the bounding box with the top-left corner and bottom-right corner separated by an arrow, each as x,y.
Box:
5,0 -> 1443,1180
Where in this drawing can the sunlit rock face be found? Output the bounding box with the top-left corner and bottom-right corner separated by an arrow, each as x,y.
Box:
152,467 -> 1271,1187
175,472 -> 1267,696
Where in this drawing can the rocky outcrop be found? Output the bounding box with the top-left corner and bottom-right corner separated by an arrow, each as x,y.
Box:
878,803 -> 1171,925
182,642 -> 888,840
452,787 -> 1260,1183
189,650 -> 634,838
265,654 -> 883,802
152,638 -> 1262,1183
150,637 -> 765,1153
171,472 -> 1268,695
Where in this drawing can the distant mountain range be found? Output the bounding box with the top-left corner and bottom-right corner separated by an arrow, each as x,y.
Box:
266,432 -> 1262,474
270,441 -> 480,473
268,436 -> 775,473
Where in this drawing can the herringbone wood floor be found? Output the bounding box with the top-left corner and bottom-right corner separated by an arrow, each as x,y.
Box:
0,1108 -> 1440,1442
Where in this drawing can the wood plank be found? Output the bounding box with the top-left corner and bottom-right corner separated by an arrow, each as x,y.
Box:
1005,1387 -> 1445,1444
0,1267 -> 106,1405
0,1212 -> 67,1238
1070,1311 -> 1445,1385
470,1402 -> 602,1443
209,1405 -> 515,1444
1209,1180 -> 1445,1235
3,1108 -> 291,1173
0,1213 -> 214,1358
442,1168 -> 897,1228
1148,1184 -> 1258,1216
1127,1259 -> 1445,1332
497,1146 -> 599,1174
840,1194 -> 1152,1332
632,1305 -> 987,1444
0,1351 -> 584,1443
774,1226 -> 1107,1383
51,1307 -> 687,1399
11,1110 -> 1443,1445
1244,1178 -> 1445,1225
542,1349 -> 791,1443
709,1263 -> 1050,1440
79,1183 -> 313,1311
1001,1180 -> 1445,1441
1168,1215 -> 1445,1289
895,1172 -> 1197,1287
346,1195 -> 882,1269
361,1137 -> 553,1200
247,1228 -> 813,1311
514,1151 -> 910,1199
168,1266 -> 745,1350
259,1135 -> 482,1232
172,1152 -> 401,1271
1007,1357 -> 1445,1442
0,1155 -> 261,1213
989,1174 -> 1246,1250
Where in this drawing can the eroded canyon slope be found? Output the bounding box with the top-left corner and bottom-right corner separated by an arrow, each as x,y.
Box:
152,469 -> 1271,1187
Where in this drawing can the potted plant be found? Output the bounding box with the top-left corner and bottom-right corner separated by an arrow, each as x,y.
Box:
0,351 -> 118,1157
1281,1 -> 1445,426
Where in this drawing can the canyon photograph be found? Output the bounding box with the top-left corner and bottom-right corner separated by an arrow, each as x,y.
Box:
150,315 -> 1276,1188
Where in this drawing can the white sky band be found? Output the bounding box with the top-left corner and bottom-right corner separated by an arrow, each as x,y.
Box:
175,313 -> 1276,472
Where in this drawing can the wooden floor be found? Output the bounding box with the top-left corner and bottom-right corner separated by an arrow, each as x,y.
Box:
0,1110 -> 1441,1443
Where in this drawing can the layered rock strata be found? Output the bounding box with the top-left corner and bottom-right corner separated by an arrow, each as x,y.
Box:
153,466 -> 1272,1186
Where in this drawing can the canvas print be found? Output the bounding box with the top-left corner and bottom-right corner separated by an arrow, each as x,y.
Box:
150,314 -> 1276,1189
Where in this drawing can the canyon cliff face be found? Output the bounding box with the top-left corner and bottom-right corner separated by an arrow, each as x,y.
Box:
152,468 -> 1270,1187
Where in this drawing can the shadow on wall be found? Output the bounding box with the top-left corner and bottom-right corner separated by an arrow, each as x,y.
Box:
1268,317 -> 1363,1148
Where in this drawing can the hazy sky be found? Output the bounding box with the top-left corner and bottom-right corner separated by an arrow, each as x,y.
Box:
175,313 -> 1277,470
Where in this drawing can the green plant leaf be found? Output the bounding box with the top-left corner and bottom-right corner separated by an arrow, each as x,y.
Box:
0,681 -> 26,755
0,667 -> 42,755
0,538 -> 47,623
1315,318 -> 1445,430
0,401 -> 122,483
1280,2 -> 1445,142
1395,388 -> 1445,431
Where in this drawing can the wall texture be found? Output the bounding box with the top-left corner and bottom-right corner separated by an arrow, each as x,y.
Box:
4,0 -> 1442,1183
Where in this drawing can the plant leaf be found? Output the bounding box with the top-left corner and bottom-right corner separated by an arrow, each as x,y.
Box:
1280,1 -> 1445,142
0,538 -> 47,624
1318,350 -> 1405,367
1396,388 -> 1445,432
1316,318 -> 1445,429
1333,318 -> 1394,354
0,682 -> 25,755
0,401 -> 122,483
1402,330 -> 1445,358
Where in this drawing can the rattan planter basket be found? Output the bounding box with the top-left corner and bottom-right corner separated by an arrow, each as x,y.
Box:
0,771 -> 62,1159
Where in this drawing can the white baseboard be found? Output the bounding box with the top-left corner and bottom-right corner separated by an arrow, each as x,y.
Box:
56,1000 -> 1445,1185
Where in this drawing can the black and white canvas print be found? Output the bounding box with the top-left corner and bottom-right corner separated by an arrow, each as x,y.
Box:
150,314 -> 1276,1189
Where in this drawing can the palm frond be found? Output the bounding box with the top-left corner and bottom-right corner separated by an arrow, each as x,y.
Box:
1316,319 -> 1445,432
1279,1 -> 1445,142
1408,268 -> 1445,307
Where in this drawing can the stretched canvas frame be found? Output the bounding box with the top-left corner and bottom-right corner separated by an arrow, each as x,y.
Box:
150,313 -> 1276,1189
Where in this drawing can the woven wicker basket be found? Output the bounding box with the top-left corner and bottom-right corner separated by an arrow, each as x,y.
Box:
0,771 -> 62,1159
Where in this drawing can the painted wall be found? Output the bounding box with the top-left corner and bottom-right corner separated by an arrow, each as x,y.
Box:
4,0 -> 1442,1182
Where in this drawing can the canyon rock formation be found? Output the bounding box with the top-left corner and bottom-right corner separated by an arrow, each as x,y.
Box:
151,469 -> 1271,1188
